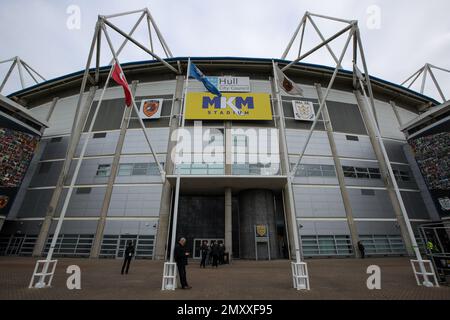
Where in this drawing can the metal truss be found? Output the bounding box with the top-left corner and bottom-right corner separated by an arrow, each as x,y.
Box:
279,11 -> 438,288
0,56 -> 46,93
93,7 -> 181,83
30,8 -> 175,289
401,63 -> 450,102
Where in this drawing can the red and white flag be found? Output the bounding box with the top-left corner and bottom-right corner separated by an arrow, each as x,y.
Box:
275,65 -> 304,96
112,63 -> 132,107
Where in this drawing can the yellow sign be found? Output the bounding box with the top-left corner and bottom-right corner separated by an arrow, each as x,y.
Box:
185,92 -> 272,120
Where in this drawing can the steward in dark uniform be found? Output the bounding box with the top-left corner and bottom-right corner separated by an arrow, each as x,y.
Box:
175,237 -> 191,289
219,243 -> 225,265
211,242 -> 220,268
200,240 -> 209,268
358,241 -> 365,259
121,241 -> 135,274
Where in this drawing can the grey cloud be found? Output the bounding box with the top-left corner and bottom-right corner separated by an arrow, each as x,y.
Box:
0,0 -> 449,100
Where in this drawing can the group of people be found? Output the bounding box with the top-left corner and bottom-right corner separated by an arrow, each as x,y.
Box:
121,238 -> 368,290
120,238 -> 193,289
174,238 -> 228,289
199,240 -> 226,268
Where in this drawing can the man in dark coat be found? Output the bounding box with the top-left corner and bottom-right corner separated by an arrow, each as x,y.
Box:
175,237 -> 191,289
357,241 -> 365,259
121,241 -> 135,274
218,242 -> 225,265
211,241 -> 220,268
200,240 -> 209,268
208,241 -> 215,265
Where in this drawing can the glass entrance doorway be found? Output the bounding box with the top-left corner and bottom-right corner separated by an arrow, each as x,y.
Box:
172,191 -> 289,260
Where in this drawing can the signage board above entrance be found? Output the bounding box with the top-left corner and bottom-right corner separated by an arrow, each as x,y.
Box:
185,92 -> 273,120
206,76 -> 250,92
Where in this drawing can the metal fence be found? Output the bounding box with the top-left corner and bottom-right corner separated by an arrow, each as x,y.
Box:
419,222 -> 450,284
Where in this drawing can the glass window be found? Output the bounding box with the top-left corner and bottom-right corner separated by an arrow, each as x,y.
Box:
343,166 -> 356,178
355,167 -> 369,179
190,163 -> 208,175
345,135 -> 359,141
96,164 -> 111,177
368,167 -> 381,179
93,132 -> 107,139
76,187 -> 92,194
295,164 -> 308,177
132,163 -> 150,175
292,163 -> 336,177
118,164 -> 133,176
148,163 -> 163,175
208,163 -> 224,175
321,165 -> 336,177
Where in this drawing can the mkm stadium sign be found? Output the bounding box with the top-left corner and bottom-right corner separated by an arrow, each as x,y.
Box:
185,92 -> 273,120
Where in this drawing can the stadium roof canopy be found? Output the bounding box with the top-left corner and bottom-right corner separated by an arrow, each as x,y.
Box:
0,93 -> 48,135
6,56 -> 439,111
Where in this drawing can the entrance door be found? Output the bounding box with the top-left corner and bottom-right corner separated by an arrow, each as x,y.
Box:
193,238 -> 224,259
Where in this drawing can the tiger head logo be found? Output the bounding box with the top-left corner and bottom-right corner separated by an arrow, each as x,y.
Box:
142,100 -> 160,118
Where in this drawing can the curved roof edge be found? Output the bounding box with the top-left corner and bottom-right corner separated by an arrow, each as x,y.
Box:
7,56 -> 440,106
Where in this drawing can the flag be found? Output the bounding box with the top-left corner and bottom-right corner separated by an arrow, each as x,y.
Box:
189,62 -> 221,96
112,63 -> 132,107
275,65 -> 304,96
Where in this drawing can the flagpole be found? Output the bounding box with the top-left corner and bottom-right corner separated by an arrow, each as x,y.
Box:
169,57 -> 191,265
272,60 -> 302,264
160,58 -> 190,290
179,57 -> 191,128
101,25 -> 166,182
35,65 -> 115,288
272,60 -> 311,290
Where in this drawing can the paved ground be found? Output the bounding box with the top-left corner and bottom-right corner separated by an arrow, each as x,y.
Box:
0,257 -> 449,300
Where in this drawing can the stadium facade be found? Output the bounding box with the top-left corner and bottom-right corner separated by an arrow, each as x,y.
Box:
0,95 -> 47,235
0,57 -> 444,260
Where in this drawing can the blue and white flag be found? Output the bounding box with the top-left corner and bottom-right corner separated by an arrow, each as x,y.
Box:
189,62 -> 221,96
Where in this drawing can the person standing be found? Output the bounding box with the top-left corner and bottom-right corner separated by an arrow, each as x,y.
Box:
200,240 -> 209,268
121,241 -> 135,275
211,241 -> 220,268
218,242 -> 225,265
357,241 -> 365,259
175,237 -> 191,289
208,241 -> 215,265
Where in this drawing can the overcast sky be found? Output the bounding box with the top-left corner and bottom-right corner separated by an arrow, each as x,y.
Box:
1,0 -> 449,101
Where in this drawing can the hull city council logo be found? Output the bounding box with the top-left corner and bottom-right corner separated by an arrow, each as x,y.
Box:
185,92 -> 272,120
0,195 -> 9,209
